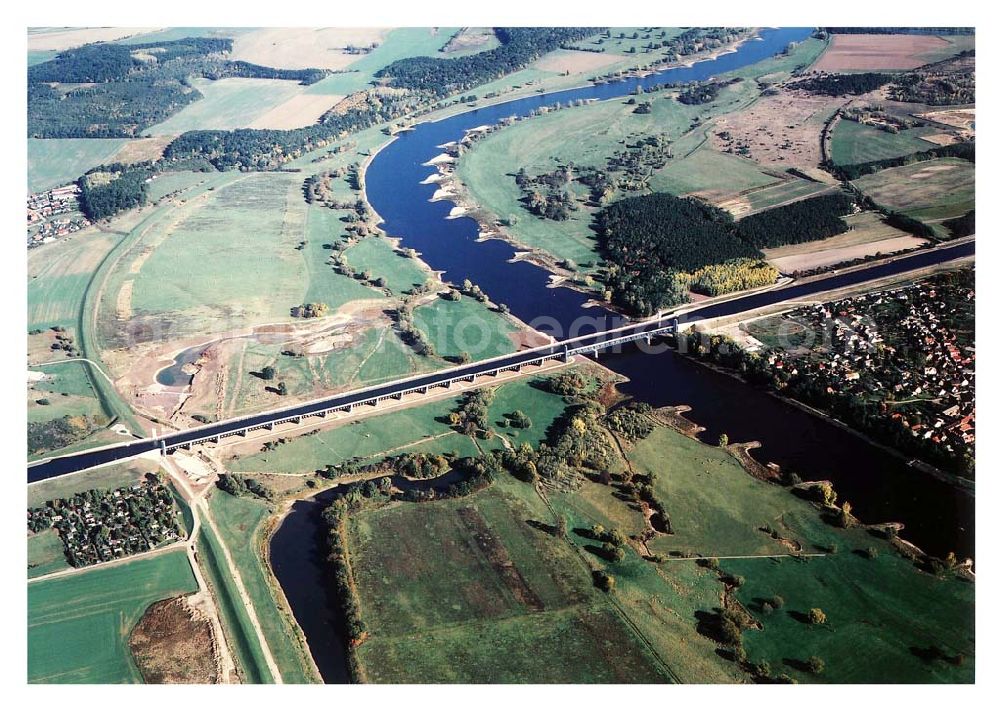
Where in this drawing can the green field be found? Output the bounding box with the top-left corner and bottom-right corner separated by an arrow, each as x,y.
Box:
852,158 -> 975,229
343,237 -> 430,295
831,120 -> 942,166
350,474 -> 671,683
28,529 -> 71,578
217,325 -> 438,420
196,517 -> 274,683
486,379 -> 571,448
209,491 -> 319,682
541,421 -> 976,683
127,174 -> 308,336
227,396 -> 482,475
28,362 -> 106,424
146,171 -> 216,202
227,373 -> 571,474
28,549 -> 198,683
729,549 -> 974,683
306,27 -> 459,96
650,148 -> 782,197
146,77 -> 305,135
412,296 -> 520,361
28,138 -> 128,192
454,79 -> 759,268
742,178 -> 836,215
28,230 -> 119,332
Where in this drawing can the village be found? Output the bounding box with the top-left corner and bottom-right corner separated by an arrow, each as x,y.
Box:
26,184 -> 91,247
27,476 -> 182,568
758,270 -> 975,469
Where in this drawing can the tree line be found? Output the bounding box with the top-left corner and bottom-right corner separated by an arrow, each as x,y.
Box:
825,141 -> 974,181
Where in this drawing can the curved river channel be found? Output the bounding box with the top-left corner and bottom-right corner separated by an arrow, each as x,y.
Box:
270,28 -> 974,682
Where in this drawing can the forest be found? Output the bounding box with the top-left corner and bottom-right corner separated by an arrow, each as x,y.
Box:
793,72 -> 895,96
77,164 -> 154,221
27,37 -> 328,138
735,192 -> 855,248
943,210 -> 975,238
373,27 -> 596,96
597,192 -> 858,315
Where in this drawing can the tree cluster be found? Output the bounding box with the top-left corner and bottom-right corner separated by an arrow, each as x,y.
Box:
373,28 -> 596,96
28,37 -> 327,139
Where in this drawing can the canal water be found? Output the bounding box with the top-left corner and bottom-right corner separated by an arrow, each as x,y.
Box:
270,27 -> 974,682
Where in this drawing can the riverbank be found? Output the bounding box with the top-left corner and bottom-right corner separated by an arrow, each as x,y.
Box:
675,347 -> 974,495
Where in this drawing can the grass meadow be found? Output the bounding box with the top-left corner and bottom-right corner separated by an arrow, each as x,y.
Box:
851,158 -> 975,231
146,78 -> 306,135
831,120 -> 942,166
539,422 -> 976,683
226,374 -> 571,474
208,491 -> 319,683
27,529 -> 71,578
28,549 -> 197,683
28,138 -> 128,192
305,28 -> 459,96
343,237 -> 431,295
350,474 -> 670,683
411,296 -> 520,361
196,519 -> 275,684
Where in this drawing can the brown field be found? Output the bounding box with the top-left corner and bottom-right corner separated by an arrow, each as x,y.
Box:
917,108 -> 975,135
920,133 -> 959,146
108,137 -> 174,165
812,34 -> 950,72
441,28 -> 498,55
711,89 -> 850,168
763,211 -> 927,273
230,28 -> 389,70
248,93 -> 345,129
129,596 -> 220,684
531,48 -> 629,75
28,27 -> 160,51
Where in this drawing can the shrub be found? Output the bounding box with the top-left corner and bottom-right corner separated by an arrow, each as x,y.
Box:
808,608 -> 827,625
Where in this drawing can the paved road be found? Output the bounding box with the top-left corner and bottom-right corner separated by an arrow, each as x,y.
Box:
28,239 -> 973,483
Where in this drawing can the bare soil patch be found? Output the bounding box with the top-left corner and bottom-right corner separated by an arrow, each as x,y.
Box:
920,133 -> 959,146
442,28 -> 498,55
231,28 -> 388,70
248,93 -> 346,129
109,136 -> 173,164
711,89 -> 850,168
812,34 -> 950,72
531,49 -> 629,75
129,596 -> 220,684
768,234 -> 926,273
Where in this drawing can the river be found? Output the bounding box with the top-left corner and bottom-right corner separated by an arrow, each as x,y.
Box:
272,27 -> 973,682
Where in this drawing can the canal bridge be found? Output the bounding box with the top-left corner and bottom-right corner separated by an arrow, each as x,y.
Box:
29,314 -> 680,481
